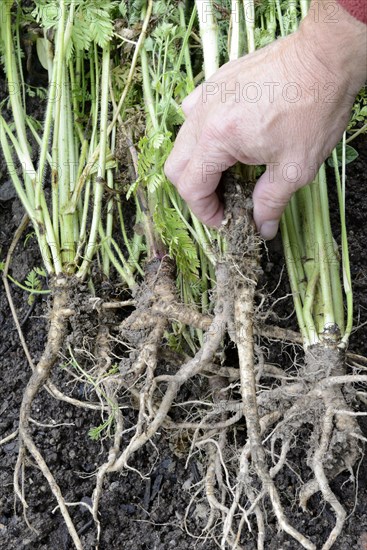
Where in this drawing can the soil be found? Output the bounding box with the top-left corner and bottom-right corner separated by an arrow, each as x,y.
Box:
1,75 -> 367,550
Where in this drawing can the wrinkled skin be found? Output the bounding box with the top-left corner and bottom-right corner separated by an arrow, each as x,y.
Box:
165,1 -> 367,239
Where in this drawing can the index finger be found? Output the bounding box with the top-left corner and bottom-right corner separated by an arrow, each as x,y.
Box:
170,130 -> 237,226
164,111 -> 201,187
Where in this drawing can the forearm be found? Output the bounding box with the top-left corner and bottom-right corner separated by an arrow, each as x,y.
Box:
337,0 -> 367,25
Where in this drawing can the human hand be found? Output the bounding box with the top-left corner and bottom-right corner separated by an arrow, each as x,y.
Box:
164,2 -> 367,239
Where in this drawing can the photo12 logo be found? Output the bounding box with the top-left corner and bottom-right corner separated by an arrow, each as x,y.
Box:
202,81 -> 339,104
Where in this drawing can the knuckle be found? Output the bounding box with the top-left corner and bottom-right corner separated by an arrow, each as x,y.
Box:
203,117 -> 239,145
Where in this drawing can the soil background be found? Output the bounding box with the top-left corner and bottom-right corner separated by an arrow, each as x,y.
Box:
1,78 -> 367,550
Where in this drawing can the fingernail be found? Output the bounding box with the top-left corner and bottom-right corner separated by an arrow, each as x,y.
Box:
260,221 -> 279,240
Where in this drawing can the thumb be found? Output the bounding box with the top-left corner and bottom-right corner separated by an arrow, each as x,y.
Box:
253,162 -> 306,240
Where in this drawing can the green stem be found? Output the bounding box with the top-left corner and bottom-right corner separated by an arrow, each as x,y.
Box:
346,122 -> 367,144
300,0 -> 310,19
141,48 -> 159,132
102,167 -> 115,277
298,185 -> 315,281
229,0 -> 242,60
5,274 -> 50,296
38,0 -> 66,215
284,206 -> 307,303
318,163 -> 344,333
59,65 -> 76,270
117,199 -> 145,277
77,44 -> 111,280
196,0 -> 219,77
15,5 -> 26,108
333,138 -> 353,345
0,117 -> 54,274
1,2 -> 35,208
275,0 -> 285,36
280,217 -> 310,345
179,3 -> 194,88
311,176 -> 335,329
243,0 -> 255,53
265,1 -> 277,39
98,225 -> 136,290
288,0 -> 299,32
302,266 -> 320,346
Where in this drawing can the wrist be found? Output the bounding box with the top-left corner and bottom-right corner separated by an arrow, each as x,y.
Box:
299,0 -> 367,95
